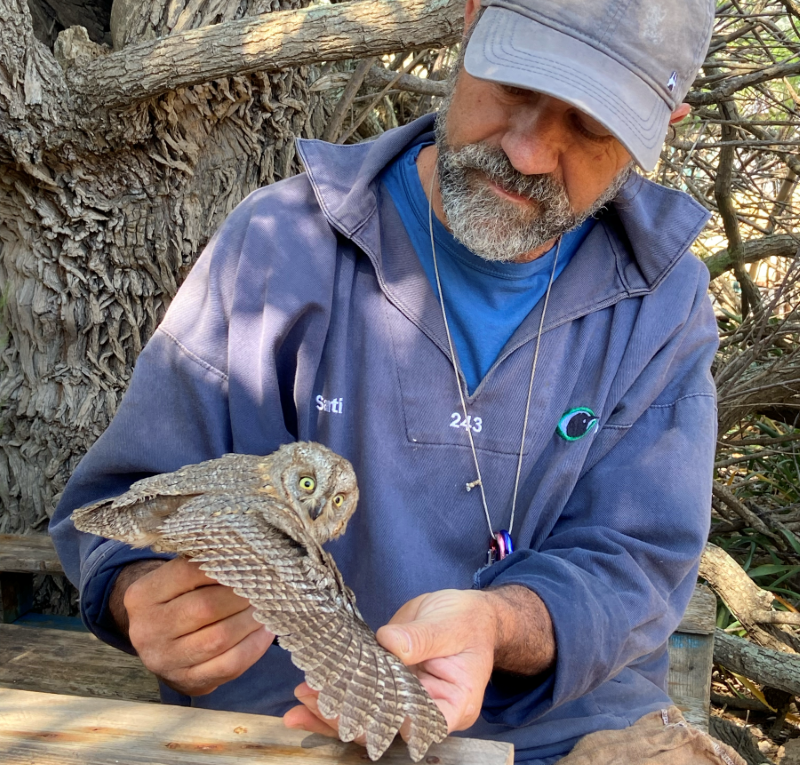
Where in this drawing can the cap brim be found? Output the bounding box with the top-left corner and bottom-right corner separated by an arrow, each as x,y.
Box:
464,7 -> 670,171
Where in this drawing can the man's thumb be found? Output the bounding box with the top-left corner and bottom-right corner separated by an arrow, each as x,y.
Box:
377,622 -> 442,666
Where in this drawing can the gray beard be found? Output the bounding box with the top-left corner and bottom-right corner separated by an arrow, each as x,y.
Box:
434,94 -> 633,263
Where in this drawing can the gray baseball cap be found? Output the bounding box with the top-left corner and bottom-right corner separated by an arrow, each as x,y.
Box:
464,0 -> 715,170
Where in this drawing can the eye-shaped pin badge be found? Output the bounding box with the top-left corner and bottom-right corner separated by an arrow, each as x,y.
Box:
557,407 -> 599,442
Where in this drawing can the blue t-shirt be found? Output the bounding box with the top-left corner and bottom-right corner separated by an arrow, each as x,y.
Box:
381,144 -> 595,394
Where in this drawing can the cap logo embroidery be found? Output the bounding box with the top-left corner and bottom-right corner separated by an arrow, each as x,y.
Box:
667,72 -> 678,92
557,408 -> 598,442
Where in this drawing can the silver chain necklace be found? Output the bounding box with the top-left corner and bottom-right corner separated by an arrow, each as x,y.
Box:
427,172 -> 561,565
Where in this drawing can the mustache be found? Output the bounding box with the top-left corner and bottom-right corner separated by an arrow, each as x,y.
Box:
440,143 -> 568,204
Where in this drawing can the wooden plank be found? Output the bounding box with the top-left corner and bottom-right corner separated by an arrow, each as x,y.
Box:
676,584 -> 716,635
0,623 -> 160,703
0,534 -> 63,574
668,631 -> 714,732
667,585 -> 717,732
0,689 -> 514,765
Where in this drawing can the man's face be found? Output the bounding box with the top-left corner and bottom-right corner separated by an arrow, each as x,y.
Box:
434,64 -> 634,263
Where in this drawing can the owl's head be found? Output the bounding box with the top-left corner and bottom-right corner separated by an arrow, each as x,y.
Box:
273,442 -> 359,543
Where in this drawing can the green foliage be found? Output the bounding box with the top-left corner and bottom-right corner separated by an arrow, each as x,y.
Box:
713,411 -> 800,632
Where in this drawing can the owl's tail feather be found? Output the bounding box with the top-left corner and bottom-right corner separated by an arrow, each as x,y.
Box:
361,643 -> 405,761
71,496 -> 188,551
334,632 -> 370,743
403,700 -> 449,762
301,618 -> 446,762
387,654 -> 449,762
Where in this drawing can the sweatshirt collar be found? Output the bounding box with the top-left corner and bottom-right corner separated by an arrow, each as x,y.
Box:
296,115 -> 710,321
296,117 -> 437,241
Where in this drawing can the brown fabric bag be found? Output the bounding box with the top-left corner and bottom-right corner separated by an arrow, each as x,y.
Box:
556,707 -> 747,765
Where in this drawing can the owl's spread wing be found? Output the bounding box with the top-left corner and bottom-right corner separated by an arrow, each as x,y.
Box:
70,454 -> 280,550
97,454 -> 271,509
86,491 -> 447,761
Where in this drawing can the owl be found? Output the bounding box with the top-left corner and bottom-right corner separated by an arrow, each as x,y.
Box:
71,441 -> 448,761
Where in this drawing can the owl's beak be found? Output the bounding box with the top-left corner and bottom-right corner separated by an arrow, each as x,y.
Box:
308,503 -> 322,521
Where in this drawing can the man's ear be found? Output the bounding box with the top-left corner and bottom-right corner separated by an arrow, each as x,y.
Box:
464,0 -> 482,33
669,103 -> 691,125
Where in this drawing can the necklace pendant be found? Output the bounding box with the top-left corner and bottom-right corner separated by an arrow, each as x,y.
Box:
487,530 -> 514,565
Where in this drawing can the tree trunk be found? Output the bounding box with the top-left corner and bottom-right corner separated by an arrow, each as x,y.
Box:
0,0 -> 326,545
0,0 -> 462,617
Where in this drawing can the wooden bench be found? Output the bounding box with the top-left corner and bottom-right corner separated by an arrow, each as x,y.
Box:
0,622 -> 160,701
0,688 -> 514,765
0,533 -> 718,732
0,533 -> 64,623
0,533 -> 159,702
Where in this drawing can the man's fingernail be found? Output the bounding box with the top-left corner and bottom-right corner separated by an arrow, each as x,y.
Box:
392,628 -> 411,654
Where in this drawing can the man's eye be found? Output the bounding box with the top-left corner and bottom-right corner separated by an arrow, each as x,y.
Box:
572,113 -> 614,142
500,84 -> 529,98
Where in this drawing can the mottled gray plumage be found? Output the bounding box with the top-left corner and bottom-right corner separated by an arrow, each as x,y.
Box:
71,441 -> 447,761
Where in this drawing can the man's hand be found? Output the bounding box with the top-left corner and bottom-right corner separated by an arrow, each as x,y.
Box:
284,586 -> 555,740
111,557 -> 274,696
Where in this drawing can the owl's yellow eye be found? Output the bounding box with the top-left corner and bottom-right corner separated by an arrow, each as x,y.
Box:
299,476 -> 316,493
332,494 -> 344,507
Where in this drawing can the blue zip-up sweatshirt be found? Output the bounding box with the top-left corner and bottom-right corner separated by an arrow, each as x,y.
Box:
50,115 -> 718,764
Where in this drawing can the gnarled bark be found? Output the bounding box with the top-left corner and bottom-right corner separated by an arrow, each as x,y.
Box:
0,0 -> 461,553
0,0 -> 321,538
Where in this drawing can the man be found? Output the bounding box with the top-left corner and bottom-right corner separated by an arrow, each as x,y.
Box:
50,0 -> 740,762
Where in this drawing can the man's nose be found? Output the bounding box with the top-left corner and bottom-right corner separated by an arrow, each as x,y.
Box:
500,99 -> 567,176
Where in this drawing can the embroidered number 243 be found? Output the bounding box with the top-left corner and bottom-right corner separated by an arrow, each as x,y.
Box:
450,412 -> 482,433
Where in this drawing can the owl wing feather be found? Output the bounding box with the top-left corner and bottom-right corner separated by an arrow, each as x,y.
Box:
70,454 -> 276,550
73,489 -> 447,762
100,454 -> 272,508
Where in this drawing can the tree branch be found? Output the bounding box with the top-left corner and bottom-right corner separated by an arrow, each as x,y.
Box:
311,65 -> 450,97
708,717 -> 775,765
699,543 -> 798,653
66,0 -> 464,111
738,121 -> 800,178
688,57 -> 800,106
713,98 -> 761,317
365,64 -> 448,96
321,57 -> 377,143
705,234 -> 799,280
714,629 -> 800,697
337,49 -> 429,144
711,484 -> 784,546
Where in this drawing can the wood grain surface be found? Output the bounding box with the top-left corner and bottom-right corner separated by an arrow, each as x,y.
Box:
0,624 -> 159,702
667,585 -> 717,732
0,535 -> 63,574
676,585 -> 716,635
0,689 -> 514,765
